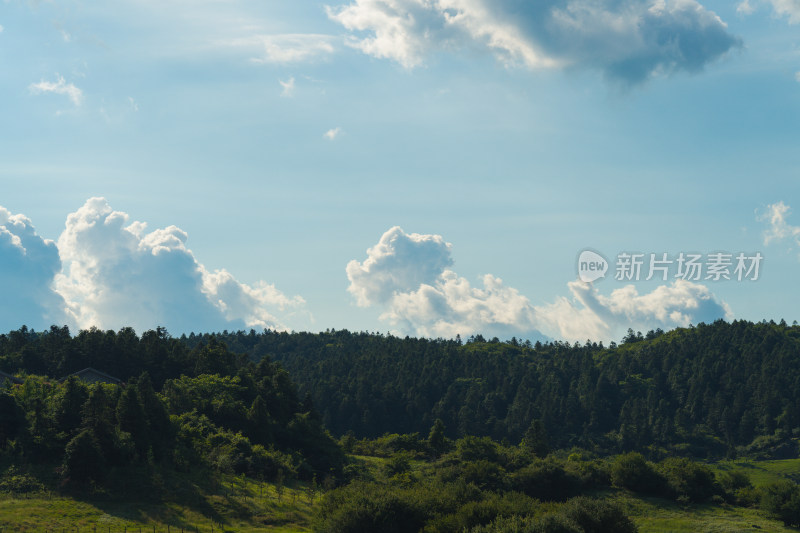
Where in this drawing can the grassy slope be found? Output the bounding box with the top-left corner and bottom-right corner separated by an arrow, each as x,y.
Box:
617,494 -> 796,533
621,458 -> 800,532
4,458 -> 800,532
0,473 -> 315,532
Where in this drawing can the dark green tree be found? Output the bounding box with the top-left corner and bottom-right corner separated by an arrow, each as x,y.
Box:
63,429 -> 104,486
427,418 -> 448,457
522,419 -> 550,458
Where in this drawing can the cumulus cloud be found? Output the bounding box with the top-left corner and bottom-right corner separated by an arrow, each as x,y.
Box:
0,206 -> 68,330
348,226 -> 732,342
54,198 -> 305,334
537,279 -> 733,342
347,226 -> 454,306
29,75 -> 83,106
223,33 -> 336,64
327,0 -> 740,83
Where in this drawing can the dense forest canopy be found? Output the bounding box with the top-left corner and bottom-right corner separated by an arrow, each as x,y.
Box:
0,326 -> 344,492
2,319 -> 800,460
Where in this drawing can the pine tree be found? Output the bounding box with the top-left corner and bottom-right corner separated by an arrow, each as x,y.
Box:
522,419 -> 550,458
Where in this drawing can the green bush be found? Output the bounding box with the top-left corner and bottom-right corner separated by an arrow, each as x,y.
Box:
458,460 -> 508,492
657,457 -> 718,502
433,492 -> 539,532
384,452 -> 413,477
470,514 -> 581,533
560,497 -> 638,533
315,483 -> 427,533
316,481 -> 465,533
468,497 -> 636,533
455,436 -> 502,463
610,453 -> 663,495
718,470 -> 754,505
0,466 -> 45,494
511,460 -> 582,502
759,480 -> 800,526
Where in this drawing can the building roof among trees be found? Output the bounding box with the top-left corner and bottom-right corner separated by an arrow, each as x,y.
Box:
60,367 -> 122,385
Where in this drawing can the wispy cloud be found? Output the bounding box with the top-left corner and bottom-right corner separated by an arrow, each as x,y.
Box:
324,127 -> 342,140
279,76 -> 296,97
223,33 -> 336,64
762,0 -> 800,23
736,0 -> 756,15
759,201 -> 800,246
28,75 -> 83,106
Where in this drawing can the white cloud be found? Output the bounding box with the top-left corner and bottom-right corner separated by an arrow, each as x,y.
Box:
537,280 -> 733,342
348,226 -> 732,342
795,71 -> 800,83
327,0 -> 450,68
0,24 -> 4,33
346,226 -> 454,306
759,201 -> 800,246
327,0 -> 741,83
55,198 -> 305,334
763,0 -> 800,23
223,33 -> 336,64
128,96 -> 139,112
737,0 -> 755,14
736,0 -> 800,22
324,127 -> 342,140
28,75 -> 83,106
0,205 -> 68,330
759,200 -> 800,261
279,76 -> 296,97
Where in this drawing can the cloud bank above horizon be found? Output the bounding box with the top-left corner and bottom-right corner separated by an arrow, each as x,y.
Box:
347,226 -> 733,342
0,198 -> 305,335
2,202 -> 735,342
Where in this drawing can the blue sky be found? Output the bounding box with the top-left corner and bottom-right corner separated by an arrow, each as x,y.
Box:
1,0 -> 799,342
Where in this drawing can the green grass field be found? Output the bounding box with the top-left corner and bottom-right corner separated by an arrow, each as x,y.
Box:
0,474 -> 316,532
4,458 -> 800,532
713,458 -> 800,487
614,493 -> 797,532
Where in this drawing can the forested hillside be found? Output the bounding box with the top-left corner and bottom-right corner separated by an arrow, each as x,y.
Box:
2,319 -> 800,470
3,321 -> 800,531
0,327 -> 343,494
191,320 -> 800,458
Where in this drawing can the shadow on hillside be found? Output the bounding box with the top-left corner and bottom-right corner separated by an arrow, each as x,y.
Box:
72,466 -> 226,528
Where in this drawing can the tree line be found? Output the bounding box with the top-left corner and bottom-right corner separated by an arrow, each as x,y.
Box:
191,319 -> 800,458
